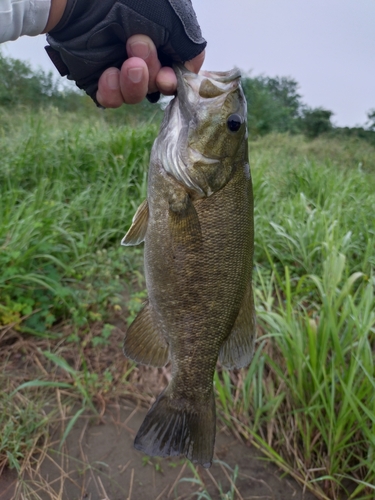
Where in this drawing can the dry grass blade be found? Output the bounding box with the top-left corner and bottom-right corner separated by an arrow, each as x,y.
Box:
155,483 -> 170,500
217,461 -> 244,500
168,461 -> 188,498
123,404 -> 140,427
203,467 -> 220,491
97,475 -> 110,500
239,472 -> 275,500
127,467 -> 135,500
118,459 -> 132,475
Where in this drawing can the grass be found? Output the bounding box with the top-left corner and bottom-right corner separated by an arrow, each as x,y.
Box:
1,108 -> 374,499
0,109 -> 151,334
0,377 -> 51,472
177,461 -> 241,500
216,259 -> 374,499
215,133 -> 375,499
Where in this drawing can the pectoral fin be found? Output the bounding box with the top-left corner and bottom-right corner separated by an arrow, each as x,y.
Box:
124,301 -> 169,367
121,199 -> 149,246
168,191 -> 202,251
219,280 -> 256,369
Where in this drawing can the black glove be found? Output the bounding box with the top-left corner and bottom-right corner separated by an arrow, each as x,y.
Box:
45,0 -> 206,105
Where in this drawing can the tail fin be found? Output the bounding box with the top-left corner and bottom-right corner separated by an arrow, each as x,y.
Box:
134,389 -> 216,468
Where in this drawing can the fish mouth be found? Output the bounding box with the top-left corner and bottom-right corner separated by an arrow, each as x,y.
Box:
199,68 -> 242,82
174,65 -> 241,101
174,64 -> 241,85
173,64 -> 242,125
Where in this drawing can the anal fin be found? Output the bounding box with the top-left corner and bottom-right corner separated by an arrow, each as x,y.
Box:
121,199 -> 149,246
124,301 -> 169,367
219,280 -> 256,369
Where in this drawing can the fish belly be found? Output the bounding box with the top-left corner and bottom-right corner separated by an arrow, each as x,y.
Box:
147,164 -> 252,341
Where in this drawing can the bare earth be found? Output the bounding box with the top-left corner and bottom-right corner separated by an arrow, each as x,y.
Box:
1,401 -> 317,500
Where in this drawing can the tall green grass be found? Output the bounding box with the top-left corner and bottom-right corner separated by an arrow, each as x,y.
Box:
0,110 -> 153,331
252,134 -> 375,278
216,133 -> 375,498
216,257 -> 374,499
1,110 -> 374,498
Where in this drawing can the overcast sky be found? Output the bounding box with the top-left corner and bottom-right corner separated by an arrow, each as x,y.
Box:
3,0 -> 374,127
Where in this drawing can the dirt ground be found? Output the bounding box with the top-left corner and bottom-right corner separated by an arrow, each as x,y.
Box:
1,400 -> 317,500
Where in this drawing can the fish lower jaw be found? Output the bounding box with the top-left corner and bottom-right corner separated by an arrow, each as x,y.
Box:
188,147 -> 219,165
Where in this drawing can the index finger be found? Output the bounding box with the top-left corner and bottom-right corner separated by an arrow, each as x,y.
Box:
155,49 -> 206,96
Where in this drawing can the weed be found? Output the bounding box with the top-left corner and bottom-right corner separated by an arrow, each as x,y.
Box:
0,111 -> 151,333
91,323 -> 116,347
177,461 -> 240,500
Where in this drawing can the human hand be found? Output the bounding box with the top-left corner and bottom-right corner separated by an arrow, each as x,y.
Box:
96,34 -> 205,107
43,0 -> 67,33
45,0 -> 207,106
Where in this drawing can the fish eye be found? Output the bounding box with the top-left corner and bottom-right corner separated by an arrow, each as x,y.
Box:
227,114 -> 243,132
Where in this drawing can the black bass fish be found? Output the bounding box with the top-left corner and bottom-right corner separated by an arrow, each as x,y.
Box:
122,65 -> 255,468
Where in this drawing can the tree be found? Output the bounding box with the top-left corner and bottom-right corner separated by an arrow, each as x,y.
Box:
241,74 -> 303,136
0,51 -> 90,111
0,51 -> 162,122
0,52 -> 59,107
300,107 -> 333,138
366,109 -> 375,131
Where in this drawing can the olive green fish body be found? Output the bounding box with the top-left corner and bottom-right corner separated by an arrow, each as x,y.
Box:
122,66 -> 255,467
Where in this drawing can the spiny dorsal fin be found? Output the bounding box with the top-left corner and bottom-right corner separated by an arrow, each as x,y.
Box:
124,301 -> 169,367
219,280 -> 256,369
121,199 -> 149,246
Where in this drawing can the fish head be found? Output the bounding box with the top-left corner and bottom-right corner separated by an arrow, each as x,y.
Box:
152,66 -> 248,198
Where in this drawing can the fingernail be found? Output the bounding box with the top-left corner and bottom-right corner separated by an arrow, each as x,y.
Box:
128,67 -> 143,84
129,41 -> 151,59
106,70 -> 119,90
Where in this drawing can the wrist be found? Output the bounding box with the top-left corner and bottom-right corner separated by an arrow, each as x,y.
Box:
43,0 -> 68,32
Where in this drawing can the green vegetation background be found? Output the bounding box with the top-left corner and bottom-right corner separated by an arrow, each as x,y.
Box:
0,53 -> 374,499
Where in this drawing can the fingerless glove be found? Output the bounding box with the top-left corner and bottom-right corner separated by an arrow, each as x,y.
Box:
46,0 -> 206,104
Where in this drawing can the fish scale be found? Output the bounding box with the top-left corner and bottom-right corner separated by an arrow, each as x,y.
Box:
122,65 -> 255,467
